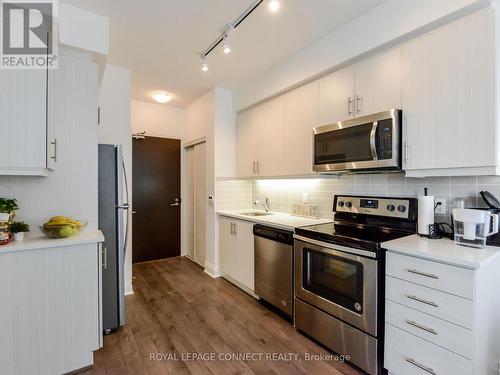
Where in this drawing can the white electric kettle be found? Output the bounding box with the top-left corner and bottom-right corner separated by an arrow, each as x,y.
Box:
452,208 -> 499,248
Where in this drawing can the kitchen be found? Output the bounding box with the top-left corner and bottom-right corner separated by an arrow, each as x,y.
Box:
1,0 -> 500,374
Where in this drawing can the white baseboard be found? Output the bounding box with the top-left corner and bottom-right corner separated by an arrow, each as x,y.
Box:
204,261 -> 222,278
221,274 -> 259,299
125,280 -> 134,296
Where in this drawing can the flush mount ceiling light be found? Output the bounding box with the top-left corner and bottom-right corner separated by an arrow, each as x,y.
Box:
151,91 -> 172,103
268,0 -> 280,12
200,0 -> 280,71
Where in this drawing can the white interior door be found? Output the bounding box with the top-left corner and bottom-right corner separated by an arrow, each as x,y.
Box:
185,147 -> 195,259
193,142 -> 206,267
186,141 -> 206,267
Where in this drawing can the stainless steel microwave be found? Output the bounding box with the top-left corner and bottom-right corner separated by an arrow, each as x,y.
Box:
313,109 -> 402,173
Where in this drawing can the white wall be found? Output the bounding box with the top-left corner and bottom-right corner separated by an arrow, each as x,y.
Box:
235,0 -> 489,110
59,3 -> 109,55
98,64 -> 133,295
131,100 -> 185,138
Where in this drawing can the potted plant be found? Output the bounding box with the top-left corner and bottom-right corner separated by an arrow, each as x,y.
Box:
9,221 -> 29,241
0,198 -> 19,222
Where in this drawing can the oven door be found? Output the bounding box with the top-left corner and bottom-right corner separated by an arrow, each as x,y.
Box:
294,237 -> 378,336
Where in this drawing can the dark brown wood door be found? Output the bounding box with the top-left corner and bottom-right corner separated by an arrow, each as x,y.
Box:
132,137 -> 181,263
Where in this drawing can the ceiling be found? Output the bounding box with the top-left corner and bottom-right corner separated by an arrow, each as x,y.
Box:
62,0 -> 386,107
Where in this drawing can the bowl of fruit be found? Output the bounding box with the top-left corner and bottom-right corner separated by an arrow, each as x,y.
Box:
40,216 -> 86,239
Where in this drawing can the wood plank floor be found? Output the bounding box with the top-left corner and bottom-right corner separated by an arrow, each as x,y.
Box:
84,257 -> 362,375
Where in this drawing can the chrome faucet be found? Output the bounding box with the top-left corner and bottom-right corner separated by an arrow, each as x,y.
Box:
254,197 -> 270,213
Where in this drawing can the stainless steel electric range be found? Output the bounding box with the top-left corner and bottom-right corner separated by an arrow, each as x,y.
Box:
294,195 -> 418,374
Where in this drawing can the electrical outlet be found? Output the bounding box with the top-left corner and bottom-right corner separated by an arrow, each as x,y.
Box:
435,198 -> 447,214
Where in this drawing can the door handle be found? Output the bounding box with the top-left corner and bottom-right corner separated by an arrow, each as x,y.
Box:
170,202 -> 180,207
347,97 -> 353,116
404,357 -> 437,374
102,247 -> 107,270
355,95 -> 362,114
50,139 -> 57,162
407,269 -> 439,279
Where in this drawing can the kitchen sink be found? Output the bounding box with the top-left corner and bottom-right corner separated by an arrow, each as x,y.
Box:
240,212 -> 273,217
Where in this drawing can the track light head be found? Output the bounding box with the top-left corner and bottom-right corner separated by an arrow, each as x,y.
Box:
222,34 -> 231,54
201,55 -> 208,72
268,0 -> 280,12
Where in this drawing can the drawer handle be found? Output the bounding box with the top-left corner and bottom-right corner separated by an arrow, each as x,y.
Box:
407,268 -> 439,279
405,357 -> 437,374
406,320 -> 438,335
406,294 -> 439,308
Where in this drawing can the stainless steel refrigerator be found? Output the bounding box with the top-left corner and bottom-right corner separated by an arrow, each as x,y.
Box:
98,144 -> 130,334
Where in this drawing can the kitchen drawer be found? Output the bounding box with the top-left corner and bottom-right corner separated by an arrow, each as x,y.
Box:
385,324 -> 472,375
386,276 -> 473,329
386,252 -> 474,299
386,300 -> 473,359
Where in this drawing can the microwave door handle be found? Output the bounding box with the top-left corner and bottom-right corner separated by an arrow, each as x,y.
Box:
370,121 -> 378,160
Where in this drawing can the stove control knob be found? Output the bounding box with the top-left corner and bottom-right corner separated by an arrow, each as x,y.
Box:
387,204 -> 395,212
345,202 -> 352,208
398,205 -> 407,213
337,201 -> 344,207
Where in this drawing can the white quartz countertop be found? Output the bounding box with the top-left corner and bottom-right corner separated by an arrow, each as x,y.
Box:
0,229 -> 104,254
382,234 -> 500,269
217,209 -> 333,231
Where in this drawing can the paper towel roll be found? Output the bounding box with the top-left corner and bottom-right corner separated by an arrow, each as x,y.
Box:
418,195 -> 435,236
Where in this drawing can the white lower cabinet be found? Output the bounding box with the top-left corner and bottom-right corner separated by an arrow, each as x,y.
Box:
384,251 -> 500,375
0,240 -> 103,375
219,216 -> 255,294
385,324 -> 472,375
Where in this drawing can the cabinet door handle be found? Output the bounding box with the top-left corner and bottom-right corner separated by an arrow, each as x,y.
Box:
256,161 -> 260,173
347,97 -> 353,116
355,95 -> 362,114
102,247 -> 107,269
406,320 -> 438,335
233,223 -> 237,234
406,294 -> 438,308
252,161 -> 256,173
50,139 -> 57,162
408,268 -> 439,279
405,357 -> 437,374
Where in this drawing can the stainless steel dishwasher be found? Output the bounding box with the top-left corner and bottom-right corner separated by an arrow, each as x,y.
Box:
254,224 -> 294,317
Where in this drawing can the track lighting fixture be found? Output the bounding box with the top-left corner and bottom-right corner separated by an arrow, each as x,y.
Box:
199,0 -> 281,71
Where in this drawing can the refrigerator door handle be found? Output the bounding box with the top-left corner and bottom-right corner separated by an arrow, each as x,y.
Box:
121,159 -> 130,256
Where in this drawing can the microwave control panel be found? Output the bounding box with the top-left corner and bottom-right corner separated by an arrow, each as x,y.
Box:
376,119 -> 393,160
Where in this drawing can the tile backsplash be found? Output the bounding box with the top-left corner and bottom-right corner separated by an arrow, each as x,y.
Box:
217,174 -> 500,219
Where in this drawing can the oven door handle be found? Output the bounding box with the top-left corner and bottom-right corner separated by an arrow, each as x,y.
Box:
370,121 -> 378,160
293,235 -> 376,259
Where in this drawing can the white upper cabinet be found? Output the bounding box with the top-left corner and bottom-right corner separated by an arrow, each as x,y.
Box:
0,69 -> 51,175
318,48 -> 402,127
236,96 -> 284,177
236,106 -> 258,177
318,66 -> 355,125
254,96 -> 284,177
354,48 -> 402,117
402,8 -> 496,176
283,81 -> 318,175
